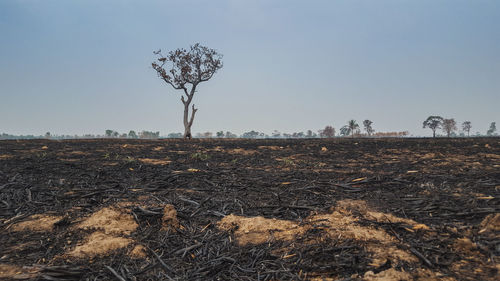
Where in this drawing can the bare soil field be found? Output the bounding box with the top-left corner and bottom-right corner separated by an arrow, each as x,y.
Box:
0,138 -> 499,280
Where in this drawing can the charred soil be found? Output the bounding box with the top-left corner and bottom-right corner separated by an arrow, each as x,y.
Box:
0,138 -> 499,280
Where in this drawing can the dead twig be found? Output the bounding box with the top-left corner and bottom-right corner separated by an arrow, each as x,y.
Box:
105,265 -> 127,281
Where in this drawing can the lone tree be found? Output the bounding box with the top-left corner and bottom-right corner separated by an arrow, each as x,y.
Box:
423,116 -> 443,137
462,121 -> 472,137
442,118 -> 457,137
487,122 -> 497,136
152,43 -> 223,139
363,120 -> 374,136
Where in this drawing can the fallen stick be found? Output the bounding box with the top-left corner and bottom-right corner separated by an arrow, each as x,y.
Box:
174,242 -> 203,257
410,247 -> 433,268
105,266 -> 126,281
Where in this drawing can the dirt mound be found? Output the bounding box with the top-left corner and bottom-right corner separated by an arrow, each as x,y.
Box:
335,199 -> 426,228
218,199 -> 419,267
10,214 -> 62,232
218,215 -> 301,245
162,204 -> 179,230
67,206 -> 138,258
67,232 -> 133,258
218,199 -> 451,278
77,207 -> 137,235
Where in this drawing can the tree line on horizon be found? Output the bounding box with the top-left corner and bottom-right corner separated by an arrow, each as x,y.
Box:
1,118 -> 496,140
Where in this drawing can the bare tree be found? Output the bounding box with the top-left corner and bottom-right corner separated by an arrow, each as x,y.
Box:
442,118 -> 457,137
461,121 -> 471,137
423,116 -> 443,138
152,43 -> 223,139
363,120 -> 374,136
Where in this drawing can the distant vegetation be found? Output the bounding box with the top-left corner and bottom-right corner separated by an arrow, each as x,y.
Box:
1,118 -> 497,140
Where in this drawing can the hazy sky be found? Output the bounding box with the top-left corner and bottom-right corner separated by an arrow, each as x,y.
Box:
1,0 -> 499,136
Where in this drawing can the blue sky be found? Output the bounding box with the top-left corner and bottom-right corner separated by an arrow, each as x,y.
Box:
1,0 -> 498,136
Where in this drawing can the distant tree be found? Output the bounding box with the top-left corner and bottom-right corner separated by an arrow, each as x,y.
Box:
423,116 -> 443,138
305,130 -> 317,138
461,121 -> 472,137
442,118 -> 457,137
339,126 -> 350,136
272,130 -> 281,138
152,43 -> 223,139
225,131 -> 237,138
283,133 -> 292,138
363,120 -> 374,136
216,131 -> 224,138
120,133 -> 127,138
320,126 -> 335,138
202,132 -> 213,138
112,131 -> 120,138
140,131 -> 160,139
347,120 -> 359,138
105,130 -> 114,138
306,130 -> 313,138
128,130 -> 138,139
45,132 -> 51,139
292,132 -> 305,138
487,122 -> 497,136
241,131 -> 262,138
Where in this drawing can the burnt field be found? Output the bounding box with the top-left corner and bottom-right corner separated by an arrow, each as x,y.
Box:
0,138 -> 499,281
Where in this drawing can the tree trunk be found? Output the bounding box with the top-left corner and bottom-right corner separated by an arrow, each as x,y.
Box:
181,87 -> 198,140
183,103 -> 191,139
182,102 -> 197,139
432,129 -> 436,138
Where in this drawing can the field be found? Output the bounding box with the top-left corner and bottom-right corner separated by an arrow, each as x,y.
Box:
0,138 -> 499,281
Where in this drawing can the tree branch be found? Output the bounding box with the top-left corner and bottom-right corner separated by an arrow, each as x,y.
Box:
162,76 -> 184,90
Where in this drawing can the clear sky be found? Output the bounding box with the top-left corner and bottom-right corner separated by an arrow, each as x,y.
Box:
1,0 -> 499,136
